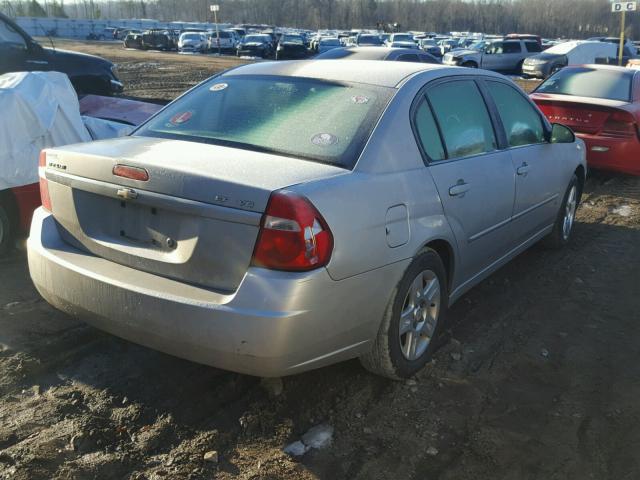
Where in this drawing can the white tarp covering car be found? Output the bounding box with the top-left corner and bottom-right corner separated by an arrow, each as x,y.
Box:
0,71 -> 133,190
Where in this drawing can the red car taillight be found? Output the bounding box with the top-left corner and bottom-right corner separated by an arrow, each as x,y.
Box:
601,111 -> 638,138
252,191 -> 333,271
38,150 -> 52,212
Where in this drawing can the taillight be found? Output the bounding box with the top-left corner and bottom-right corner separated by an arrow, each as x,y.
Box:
38,150 -> 52,212
252,191 -> 333,271
601,111 -> 638,138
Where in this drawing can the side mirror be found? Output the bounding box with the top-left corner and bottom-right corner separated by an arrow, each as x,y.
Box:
548,123 -> 575,144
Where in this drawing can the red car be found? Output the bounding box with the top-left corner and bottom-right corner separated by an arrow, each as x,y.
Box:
0,95 -> 163,256
530,65 -> 640,176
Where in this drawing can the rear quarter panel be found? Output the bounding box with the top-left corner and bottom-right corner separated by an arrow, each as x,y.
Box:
294,70 -> 460,288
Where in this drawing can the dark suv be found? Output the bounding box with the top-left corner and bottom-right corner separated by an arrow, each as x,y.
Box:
0,12 -> 123,95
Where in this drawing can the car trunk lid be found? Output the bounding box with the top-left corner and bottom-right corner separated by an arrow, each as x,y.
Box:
531,93 -> 633,135
44,136 -> 347,292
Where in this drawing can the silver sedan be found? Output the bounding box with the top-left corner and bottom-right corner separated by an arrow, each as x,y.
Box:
28,60 -> 586,379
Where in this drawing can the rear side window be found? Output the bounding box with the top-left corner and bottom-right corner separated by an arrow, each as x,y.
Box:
414,100 -> 445,161
397,54 -> 420,62
426,80 -> 497,159
525,41 -> 542,52
0,18 -> 26,46
503,42 -> 522,53
486,81 -> 545,147
418,54 -> 438,64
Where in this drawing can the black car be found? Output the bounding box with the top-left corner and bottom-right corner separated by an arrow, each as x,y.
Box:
275,34 -> 308,60
355,34 -> 384,47
315,46 -> 440,64
236,34 -> 274,58
141,29 -> 177,51
0,12 -> 123,95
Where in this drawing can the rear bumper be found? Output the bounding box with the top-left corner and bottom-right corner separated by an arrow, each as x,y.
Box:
28,208 -> 406,376
577,133 -> 640,176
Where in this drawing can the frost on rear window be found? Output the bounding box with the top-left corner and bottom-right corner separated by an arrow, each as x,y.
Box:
136,75 -> 393,167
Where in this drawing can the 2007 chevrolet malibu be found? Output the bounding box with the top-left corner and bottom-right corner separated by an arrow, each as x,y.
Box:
28,61 -> 586,379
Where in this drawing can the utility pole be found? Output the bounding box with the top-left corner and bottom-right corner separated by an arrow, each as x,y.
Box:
210,4 -> 220,55
610,1 -> 637,66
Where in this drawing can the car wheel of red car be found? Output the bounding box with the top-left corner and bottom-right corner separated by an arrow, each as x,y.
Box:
0,203 -> 15,257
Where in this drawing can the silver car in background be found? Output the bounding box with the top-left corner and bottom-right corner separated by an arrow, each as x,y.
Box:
443,38 -> 542,72
28,61 -> 586,379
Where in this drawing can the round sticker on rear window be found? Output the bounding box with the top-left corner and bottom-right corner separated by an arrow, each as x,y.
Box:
351,95 -> 370,104
311,133 -> 338,147
169,111 -> 193,126
210,83 -> 228,92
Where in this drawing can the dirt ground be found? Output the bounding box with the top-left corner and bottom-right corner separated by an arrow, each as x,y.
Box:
2,41 -> 640,480
37,38 -> 251,101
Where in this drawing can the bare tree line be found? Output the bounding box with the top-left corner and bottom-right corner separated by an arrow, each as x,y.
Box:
2,0 -> 638,38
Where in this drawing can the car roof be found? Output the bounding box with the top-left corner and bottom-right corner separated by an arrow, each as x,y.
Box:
224,58 -> 447,87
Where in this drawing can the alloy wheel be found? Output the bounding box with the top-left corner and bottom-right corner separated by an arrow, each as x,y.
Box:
562,185 -> 577,240
399,269 -> 441,361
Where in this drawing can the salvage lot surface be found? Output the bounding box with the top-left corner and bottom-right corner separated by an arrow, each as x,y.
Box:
34,39 -> 251,101
2,41 -> 640,480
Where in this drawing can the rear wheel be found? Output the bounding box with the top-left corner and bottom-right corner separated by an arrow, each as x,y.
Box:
360,249 -> 447,379
542,174 -> 579,249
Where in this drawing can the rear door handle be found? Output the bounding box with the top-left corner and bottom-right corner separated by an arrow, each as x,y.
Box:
517,163 -> 530,176
449,182 -> 470,197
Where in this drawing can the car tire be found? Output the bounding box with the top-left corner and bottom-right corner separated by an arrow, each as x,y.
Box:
0,202 -> 15,257
542,174 -> 580,249
462,61 -> 477,68
360,249 -> 448,380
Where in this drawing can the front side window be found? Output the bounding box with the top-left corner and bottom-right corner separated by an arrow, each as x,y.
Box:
503,42 -> 522,53
426,80 -> 497,159
136,75 -> 393,168
487,42 -> 503,54
487,81 -> 545,147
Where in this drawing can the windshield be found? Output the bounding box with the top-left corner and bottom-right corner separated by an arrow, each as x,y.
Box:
468,41 -> 485,50
358,35 -> 382,45
536,67 -> 633,102
182,33 -> 202,41
244,35 -> 269,43
135,75 -> 394,168
282,35 -> 303,44
321,38 -> 341,46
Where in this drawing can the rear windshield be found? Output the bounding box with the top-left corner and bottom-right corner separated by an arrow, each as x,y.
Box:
244,35 -> 270,43
135,75 -> 394,168
536,67 -> 633,102
282,35 -> 303,43
358,35 -> 382,45
393,34 -> 414,42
